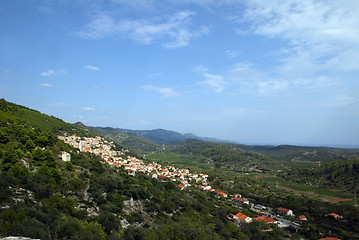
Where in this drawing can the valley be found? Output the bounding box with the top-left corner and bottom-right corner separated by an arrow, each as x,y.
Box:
1,99 -> 359,240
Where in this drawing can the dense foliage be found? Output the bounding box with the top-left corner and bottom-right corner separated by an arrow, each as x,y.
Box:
168,139 -> 280,171
280,159 -> 359,192
238,144 -> 359,164
0,99 -> 90,137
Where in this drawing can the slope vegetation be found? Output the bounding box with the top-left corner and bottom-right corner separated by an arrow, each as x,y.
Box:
280,158 -> 359,192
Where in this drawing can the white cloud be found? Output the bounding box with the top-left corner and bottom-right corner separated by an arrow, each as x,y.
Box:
40,83 -> 52,87
225,50 -> 240,58
192,66 -> 227,93
191,65 -> 209,73
196,73 -> 227,93
228,62 -> 338,96
76,11 -> 210,48
215,0 -> 359,98
41,69 -> 55,77
239,0 -> 359,73
149,73 -> 163,78
85,65 -> 99,71
82,107 -> 95,111
143,85 -> 180,98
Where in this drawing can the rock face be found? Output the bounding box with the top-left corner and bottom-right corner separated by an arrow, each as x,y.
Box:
123,197 -> 144,215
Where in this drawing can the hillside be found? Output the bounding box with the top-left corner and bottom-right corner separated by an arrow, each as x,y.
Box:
84,122 -> 359,169
239,144 -> 359,165
0,99 -> 91,137
0,99 -> 248,239
86,126 -> 161,155
280,158 -> 359,192
1,99 -> 359,240
107,127 -> 193,144
163,139 -> 282,171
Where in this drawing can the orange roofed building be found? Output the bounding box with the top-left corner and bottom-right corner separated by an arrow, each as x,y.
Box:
214,189 -> 228,198
253,216 -> 277,224
278,207 -> 294,216
325,213 -> 343,219
230,212 -> 252,223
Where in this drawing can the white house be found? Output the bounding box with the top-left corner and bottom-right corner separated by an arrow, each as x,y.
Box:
278,207 -> 294,216
61,151 -> 71,162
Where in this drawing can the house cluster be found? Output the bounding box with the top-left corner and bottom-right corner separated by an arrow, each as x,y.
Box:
57,135 -> 209,186
229,204 -> 309,229
58,135 -> 344,233
58,135 -> 129,162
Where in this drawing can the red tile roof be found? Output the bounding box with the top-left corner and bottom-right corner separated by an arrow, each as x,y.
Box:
233,197 -> 248,203
325,213 -> 343,219
278,207 -> 290,212
254,216 -> 276,223
234,212 -> 249,221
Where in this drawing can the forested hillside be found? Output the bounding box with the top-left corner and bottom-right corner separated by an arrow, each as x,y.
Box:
167,139 -> 282,171
280,159 -> 359,192
1,99 -> 359,240
0,99 -> 91,137
239,144 -> 359,164
0,99 -> 280,239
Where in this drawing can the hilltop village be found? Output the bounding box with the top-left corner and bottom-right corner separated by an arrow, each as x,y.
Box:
58,135 -> 344,232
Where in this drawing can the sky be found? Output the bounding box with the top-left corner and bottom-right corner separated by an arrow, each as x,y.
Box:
1,0 -> 359,147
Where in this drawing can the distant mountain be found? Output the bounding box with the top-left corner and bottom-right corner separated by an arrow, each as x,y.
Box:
79,124 -> 359,167
87,126 -> 161,155
117,128 -> 192,144
87,126 -> 228,144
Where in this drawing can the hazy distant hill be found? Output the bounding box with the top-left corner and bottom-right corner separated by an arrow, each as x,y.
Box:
79,126 -> 228,154
237,144 -> 359,164
87,126 -> 161,155
79,124 -> 359,167
116,128 -> 191,144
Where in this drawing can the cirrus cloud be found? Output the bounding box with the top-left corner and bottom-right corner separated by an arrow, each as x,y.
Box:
76,11 -> 210,48
41,69 -> 55,77
143,84 -> 180,98
39,83 -> 52,87
82,107 -> 95,111
85,65 -> 100,71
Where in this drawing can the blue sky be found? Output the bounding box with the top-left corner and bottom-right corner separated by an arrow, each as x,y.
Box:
1,0 -> 359,147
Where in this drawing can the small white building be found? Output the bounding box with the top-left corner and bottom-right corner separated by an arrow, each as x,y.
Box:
62,151 -> 71,162
278,207 -> 294,216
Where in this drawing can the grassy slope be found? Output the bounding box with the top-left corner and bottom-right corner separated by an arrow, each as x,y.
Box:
251,174 -> 354,203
